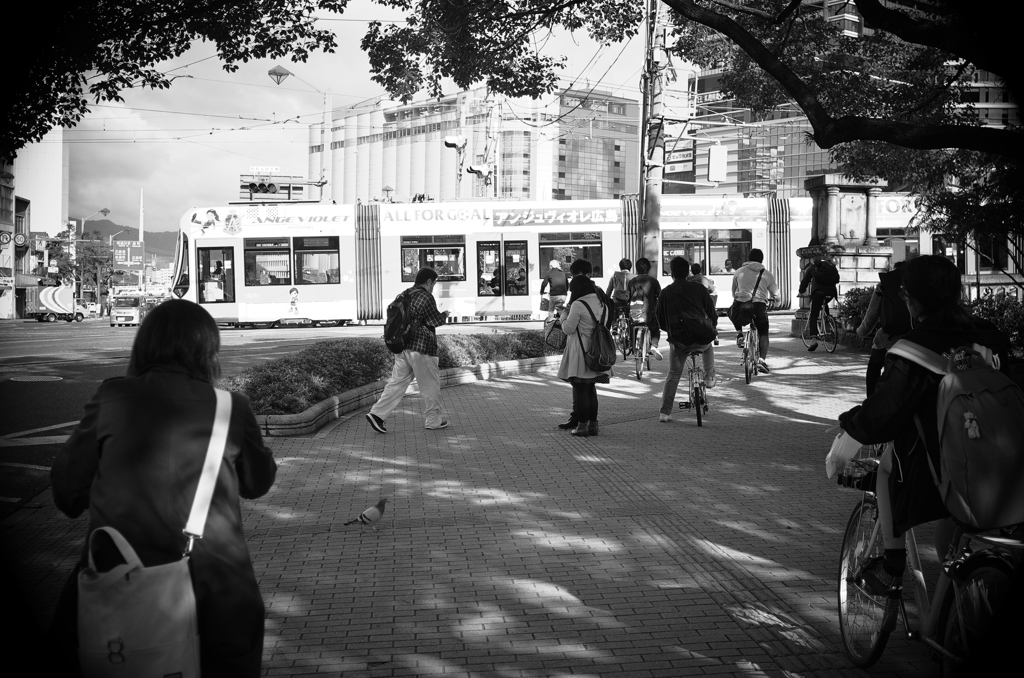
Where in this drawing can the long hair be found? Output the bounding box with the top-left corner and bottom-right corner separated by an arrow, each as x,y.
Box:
127,299 -> 221,381
901,255 -> 973,329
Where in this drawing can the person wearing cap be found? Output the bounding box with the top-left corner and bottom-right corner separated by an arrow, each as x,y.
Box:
540,259 -> 569,321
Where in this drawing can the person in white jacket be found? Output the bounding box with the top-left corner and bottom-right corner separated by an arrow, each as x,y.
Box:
729,249 -> 780,373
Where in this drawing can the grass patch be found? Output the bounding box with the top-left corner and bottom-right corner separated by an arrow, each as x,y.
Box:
224,331 -> 560,415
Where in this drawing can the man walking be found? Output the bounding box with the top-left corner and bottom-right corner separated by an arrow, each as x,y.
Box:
366,268 -> 450,433
656,256 -> 718,422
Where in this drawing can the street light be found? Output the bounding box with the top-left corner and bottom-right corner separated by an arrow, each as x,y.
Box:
99,229 -> 126,316
268,65 -> 332,202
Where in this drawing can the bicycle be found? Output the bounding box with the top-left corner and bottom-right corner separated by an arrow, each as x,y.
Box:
677,349 -> 709,427
742,320 -> 759,385
612,308 -> 632,361
801,295 -> 838,353
633,320 -> 651,380
836,445 -> 1022,673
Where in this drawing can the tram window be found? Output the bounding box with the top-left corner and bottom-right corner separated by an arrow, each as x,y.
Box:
539,232 -> 602,279
244,238 -> 291,286
504,241 -> 529,296
197,247 -> 235,304
478,242 -> 502,296
172,233 -> 189,298
662,230 -> 706,277
400,235 -> 466,283
709,229 -> 751,274
293,236 -> 340,284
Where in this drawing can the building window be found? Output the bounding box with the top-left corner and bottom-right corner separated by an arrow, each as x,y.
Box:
198,247 -> 236,303
614,161 -> 621,167
293,236 -> 340,284
244,238 -> 291,286
558,172 -> 566,178
401,235 -> 466,282
558,155 -> 566,161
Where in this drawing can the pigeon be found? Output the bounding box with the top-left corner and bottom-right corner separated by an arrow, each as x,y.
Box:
343,498 -> 388,529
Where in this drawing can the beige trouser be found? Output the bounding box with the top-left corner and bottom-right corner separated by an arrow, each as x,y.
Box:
370,350 -> 445,428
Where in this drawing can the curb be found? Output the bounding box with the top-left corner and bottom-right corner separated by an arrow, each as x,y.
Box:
255,354 -> 563,437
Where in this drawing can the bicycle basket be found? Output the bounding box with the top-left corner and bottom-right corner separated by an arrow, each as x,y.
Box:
836,443 -> 885,493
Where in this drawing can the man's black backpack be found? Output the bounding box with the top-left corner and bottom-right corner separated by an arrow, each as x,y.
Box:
814,260 -> 840,286
383,289 -> 416,354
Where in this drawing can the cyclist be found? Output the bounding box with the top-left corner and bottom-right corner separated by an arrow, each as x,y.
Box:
837,255 -> 1011,609
605,258 -> 634,324
626,257 -> 663,360
729,249 -> 780,374
540,259 -> 569,322
656,256 -> 718,422
799,253 -> 839,352
686,262 -> 718,308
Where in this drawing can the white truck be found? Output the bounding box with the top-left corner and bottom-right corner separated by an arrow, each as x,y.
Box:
28,283 -> 88,322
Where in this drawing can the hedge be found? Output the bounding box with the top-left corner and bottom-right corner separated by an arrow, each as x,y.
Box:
224,331 -> 561,415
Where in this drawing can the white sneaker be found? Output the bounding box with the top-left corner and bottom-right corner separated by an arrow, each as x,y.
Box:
659,413 -> 671,423
735,333 -> 744,348
649,346 -> 664,361
706,376 -> 717,389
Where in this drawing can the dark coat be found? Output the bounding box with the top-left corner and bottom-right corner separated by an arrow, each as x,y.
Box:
655,278 -> 717,345
839,317 -> 1009,534
50,366 -> 277,677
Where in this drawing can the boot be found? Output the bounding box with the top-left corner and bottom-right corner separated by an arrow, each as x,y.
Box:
557,416 -> 578,430
572,421 -> 590,437
587,420 -> 599,436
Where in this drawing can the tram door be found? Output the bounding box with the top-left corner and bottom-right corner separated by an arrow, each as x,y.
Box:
475,238 -> 530,314
196,243 -> 238,321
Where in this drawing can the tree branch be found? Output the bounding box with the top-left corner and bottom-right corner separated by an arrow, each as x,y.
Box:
665,0 -> 1024,161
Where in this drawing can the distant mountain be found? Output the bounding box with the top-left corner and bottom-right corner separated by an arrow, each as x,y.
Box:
79,219 -> 177,258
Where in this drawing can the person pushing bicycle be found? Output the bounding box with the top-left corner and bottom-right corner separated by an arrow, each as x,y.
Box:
729,249 -> 780,374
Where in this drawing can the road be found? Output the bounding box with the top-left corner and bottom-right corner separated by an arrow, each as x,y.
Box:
0,316 -> 546,518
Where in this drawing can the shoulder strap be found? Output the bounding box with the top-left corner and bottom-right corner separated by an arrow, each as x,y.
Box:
577,299 -> 600,325
183,389 -> 232,551
887,340 -> 947,375
751,269 -> 765,298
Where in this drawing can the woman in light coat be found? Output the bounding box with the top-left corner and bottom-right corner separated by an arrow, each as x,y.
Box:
557,259 -> 613,437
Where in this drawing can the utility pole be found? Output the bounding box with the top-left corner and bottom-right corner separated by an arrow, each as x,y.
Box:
639,0 -> 666,277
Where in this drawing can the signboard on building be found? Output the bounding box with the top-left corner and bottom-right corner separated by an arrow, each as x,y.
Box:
113,240 -> 145,271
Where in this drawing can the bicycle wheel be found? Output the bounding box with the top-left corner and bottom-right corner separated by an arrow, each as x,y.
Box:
693,365 -> 704,427
801,311 -> 814,347
635,326 -> 649,380
822,314 -> 838,353
837,496 -> 892,668
743,346 -> 752,384
940,556 -> 1014,677
616,317 -> 631,361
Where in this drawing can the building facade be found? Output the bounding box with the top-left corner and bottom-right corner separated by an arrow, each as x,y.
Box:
309,85 -> 640,204
0,127 -> 70,319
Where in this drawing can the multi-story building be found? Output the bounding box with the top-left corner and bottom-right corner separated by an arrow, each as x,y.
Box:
308,85 -> 640,204
0,127 -> 70,319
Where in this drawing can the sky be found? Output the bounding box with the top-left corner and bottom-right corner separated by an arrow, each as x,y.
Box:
67,2 -> 647,236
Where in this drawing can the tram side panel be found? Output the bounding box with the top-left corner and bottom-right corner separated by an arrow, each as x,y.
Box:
174,204 -> 357,326
374,200 -> 624,321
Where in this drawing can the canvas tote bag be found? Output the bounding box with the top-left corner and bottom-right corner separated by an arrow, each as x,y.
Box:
77,389 -> 232,678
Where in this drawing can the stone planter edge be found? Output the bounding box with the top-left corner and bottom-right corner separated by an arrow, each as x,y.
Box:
255,354 -> 563,437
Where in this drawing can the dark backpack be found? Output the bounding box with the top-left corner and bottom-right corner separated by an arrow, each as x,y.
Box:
383,289 -> 416,354
814,260 -> 840,286
611,273 -> 630,301
878,269 -> 912,336
576,300 -> 617,372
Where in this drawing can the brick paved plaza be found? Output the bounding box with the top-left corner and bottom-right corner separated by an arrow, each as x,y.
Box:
2,320 -> 942,676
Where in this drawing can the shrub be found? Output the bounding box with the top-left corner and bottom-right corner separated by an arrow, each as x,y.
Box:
968,294 -> 1024,358
837,286 -> 875,331
225,331 -> 560,415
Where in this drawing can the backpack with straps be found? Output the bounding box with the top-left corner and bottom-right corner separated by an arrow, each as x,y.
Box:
383,288 -> 416,354
576,299 -> 617,372
887,340 -> 1024,530
814,260 -> 840,286
610,272 -> 630,301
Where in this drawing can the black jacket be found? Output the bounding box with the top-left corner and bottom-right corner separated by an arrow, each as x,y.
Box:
839,317 -> 1010,534
655,278 -> 717,345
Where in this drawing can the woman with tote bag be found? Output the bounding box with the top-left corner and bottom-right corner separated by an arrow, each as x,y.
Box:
48,299 -> 277,676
